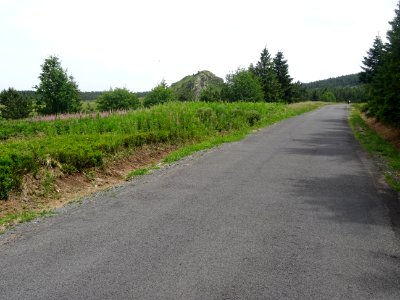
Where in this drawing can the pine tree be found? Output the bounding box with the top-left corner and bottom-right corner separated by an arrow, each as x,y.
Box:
359,36 -> 385,85
360,1 -> 400,125
381,1 -> 400,125
254,48 -> 282,102
273,51 -> 293,102
360,36 -> 386,117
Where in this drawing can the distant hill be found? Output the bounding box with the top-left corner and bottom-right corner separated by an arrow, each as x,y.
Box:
304,74 -> 361,89
302,74 -> 366,102
170,70 -> 224,101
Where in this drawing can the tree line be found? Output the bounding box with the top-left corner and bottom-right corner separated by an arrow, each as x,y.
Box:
359,1 -> 400,126
302,74 -> 367,103
305,74 -> 361,89
0,48 -> 299,119
1,42 -> 368,120
219,48 -> 301,103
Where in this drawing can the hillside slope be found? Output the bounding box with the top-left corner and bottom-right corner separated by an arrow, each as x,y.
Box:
170,70 -> 224,101
304,74 -> 361,89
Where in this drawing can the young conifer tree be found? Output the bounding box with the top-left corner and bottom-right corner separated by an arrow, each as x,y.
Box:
253,47 -> 282,102
381,1 -> 400,124
273,51 -> 293,102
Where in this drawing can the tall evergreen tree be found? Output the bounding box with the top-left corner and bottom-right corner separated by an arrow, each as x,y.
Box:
35,56 -> 81,115
360,36 -> 386,117
360,1 -> 400,125
359,36 -> 385,85
381,1 -> 400,124
254,47 -> 282,102
273,51 -> 293,102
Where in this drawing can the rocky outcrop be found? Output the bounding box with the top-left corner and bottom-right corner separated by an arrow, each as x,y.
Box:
170,71 -> 224,101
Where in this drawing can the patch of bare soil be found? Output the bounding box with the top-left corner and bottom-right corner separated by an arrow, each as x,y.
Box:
361,114 -> 400,150
0,144 -> 178,219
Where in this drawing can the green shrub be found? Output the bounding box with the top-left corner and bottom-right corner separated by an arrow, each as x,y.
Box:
222,69 -> 264,102
245,110 -> 261,126
0,88 -> 32,119
199,86 -> 222,102
97,88 -> 140,112
55,145 -> 103,171
196,107 -> 217,124
0,158 -> 14,200
143,81 -> 175,108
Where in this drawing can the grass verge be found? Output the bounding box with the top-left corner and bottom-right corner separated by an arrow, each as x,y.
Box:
349,105 -> 400,191
0,210 -> 56,234
126,164 -> 161,180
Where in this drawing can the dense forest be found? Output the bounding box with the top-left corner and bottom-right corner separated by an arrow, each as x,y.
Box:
304,74 -> 361,89
303,74 -> 367,103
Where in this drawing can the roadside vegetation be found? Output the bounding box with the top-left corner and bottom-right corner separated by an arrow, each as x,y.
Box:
0,101 -> 324,200
0,210 -> 55,234
0,101 -> 324,230
350,104 -> 400,191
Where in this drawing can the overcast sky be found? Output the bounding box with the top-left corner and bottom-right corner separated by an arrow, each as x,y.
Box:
0,0 -> 398,92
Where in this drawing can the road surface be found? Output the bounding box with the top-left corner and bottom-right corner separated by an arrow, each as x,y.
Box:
1,104 -> 399,299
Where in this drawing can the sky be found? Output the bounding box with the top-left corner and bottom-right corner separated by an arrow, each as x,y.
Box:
0,0 -> 398,92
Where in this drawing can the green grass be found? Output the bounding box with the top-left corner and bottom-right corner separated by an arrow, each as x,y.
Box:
126,165 -> 161,180
349,105 -> 400,191
163,130 -> 247,163
0,101 -> 325,200
126,167 -> 151,180
0,209 -> 56,233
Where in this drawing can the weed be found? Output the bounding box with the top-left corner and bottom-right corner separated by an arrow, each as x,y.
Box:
0,209 -> 56,231
41,171 -> 56,196
126,164 -> 161,181
126,168 -> 150,180
83,170 -> 97,182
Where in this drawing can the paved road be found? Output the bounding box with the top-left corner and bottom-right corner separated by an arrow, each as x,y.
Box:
1,105 -> 400,299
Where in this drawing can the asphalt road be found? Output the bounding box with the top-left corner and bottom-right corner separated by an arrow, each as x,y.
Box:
1,104 -> 399,299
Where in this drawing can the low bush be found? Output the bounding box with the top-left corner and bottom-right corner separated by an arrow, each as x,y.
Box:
244,110 -> 261,126
97,88 -> 140,112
